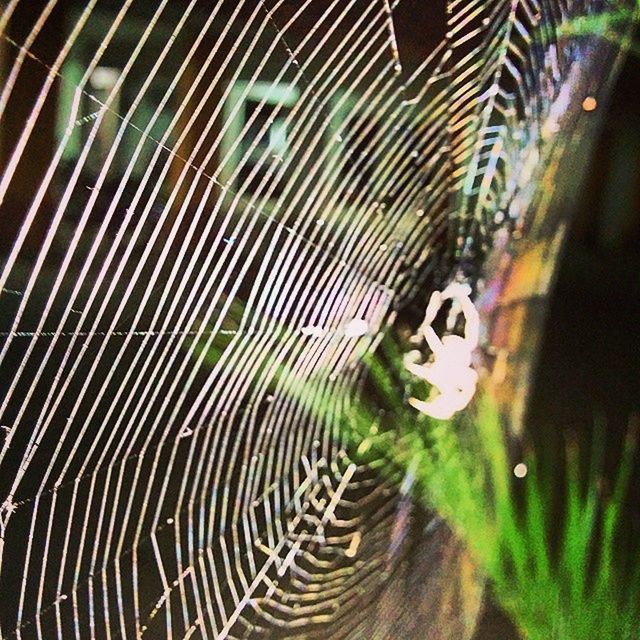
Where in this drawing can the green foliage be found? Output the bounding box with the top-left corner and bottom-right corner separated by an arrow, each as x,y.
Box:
491,431 -> 640,640
559,3 -> 640,55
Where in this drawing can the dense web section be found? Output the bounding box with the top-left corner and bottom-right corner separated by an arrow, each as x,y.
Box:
0,0 -> 624,638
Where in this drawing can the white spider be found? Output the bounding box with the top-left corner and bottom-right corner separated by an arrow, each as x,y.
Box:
405,283 -> 479,420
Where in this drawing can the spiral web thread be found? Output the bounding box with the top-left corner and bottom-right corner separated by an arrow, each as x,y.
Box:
0,0 -> 617,637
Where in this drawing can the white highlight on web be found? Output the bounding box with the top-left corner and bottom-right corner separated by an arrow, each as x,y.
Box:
301,325 -> 327,339
344,318 -> 369,338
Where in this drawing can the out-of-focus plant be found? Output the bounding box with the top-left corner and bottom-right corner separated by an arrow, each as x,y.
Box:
559,2 -> 640,55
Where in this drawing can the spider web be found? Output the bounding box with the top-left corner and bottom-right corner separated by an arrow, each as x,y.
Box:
0,0 -> 626,638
